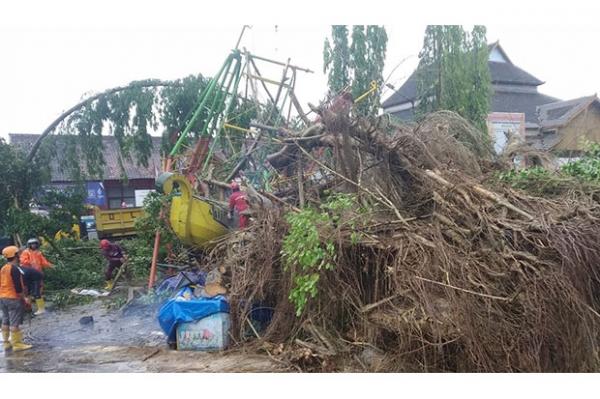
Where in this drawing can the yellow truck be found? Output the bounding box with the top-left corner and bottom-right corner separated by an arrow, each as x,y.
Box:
94,206 -> 143,239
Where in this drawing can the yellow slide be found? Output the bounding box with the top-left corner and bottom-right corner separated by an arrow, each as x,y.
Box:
158,173 -> 230,248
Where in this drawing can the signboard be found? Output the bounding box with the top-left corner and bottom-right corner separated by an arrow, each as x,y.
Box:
135,189 -> 154,207
86,182 -> 106,207
487,112 -> 526,154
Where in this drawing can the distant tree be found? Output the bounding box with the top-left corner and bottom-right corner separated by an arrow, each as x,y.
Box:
0,139 -> 48,228
323,26 -> 350,94
416,25 -> 491,132
4,188 -> 86,245
324,25 -> 388,116
468,25 -> 492,131
0,139 -> 85,247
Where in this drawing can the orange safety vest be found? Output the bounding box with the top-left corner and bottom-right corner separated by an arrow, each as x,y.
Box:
19,249 -> 51,273
0,264 -> 23,300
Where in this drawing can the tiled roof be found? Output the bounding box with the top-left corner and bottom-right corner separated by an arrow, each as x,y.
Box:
389,107 -> 415,122
491,90 -> 559,124
383,44 -> 545,109
9,133 -> 163,182
383,62 -> 545,109
488,61 -> 543,86
388,89 -> 559,124
381,70 -> 420,108
382,70 -> 420,108
537,95 -> 599,129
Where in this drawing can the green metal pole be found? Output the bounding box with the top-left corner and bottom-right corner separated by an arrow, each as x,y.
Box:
200,54 -> 236,137
169,52 -> 235,157
201,57 -> 244,174
207,55 -> 241,152
212,54 -> 241,130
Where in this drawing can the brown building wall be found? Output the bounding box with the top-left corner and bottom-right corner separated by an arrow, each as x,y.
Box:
553,103 -> 600,151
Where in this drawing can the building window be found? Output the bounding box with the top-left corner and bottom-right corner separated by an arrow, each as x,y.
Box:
107,185 -> 136,209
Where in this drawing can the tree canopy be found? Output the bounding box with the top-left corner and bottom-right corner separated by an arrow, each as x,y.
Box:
416,25 -> 491,132
25,73 -> 262,182
0,138 -> 48,228
0,138 -> 84,242
323,25 -> 388,116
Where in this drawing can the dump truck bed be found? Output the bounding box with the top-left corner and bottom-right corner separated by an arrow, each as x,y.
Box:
94,207 -> 143,238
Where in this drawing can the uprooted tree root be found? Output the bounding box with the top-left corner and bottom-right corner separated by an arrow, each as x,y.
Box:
205,111 -> 600,372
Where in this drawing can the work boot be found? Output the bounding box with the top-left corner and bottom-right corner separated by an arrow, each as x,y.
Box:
34,298 -> 46,315
10,330 -> 32,352
2,327 -> 11,350
104,280 -> 114,291
23,297 -> 33,313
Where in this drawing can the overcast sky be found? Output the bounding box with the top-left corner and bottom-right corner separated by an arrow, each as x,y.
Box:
1,1 -> 599,139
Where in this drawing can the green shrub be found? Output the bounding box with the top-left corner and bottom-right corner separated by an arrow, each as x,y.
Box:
496,143 -> 600,196
44,239 -> 105,290
120,237 -> 154,280
560,142 -> 600,182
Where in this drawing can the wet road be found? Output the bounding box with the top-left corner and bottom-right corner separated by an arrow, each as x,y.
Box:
0,300 -> 280,372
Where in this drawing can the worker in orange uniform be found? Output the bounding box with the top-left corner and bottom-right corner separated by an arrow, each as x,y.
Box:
0,246 -> 33,351
227,181 -> 250,228
19,238 -> 52,315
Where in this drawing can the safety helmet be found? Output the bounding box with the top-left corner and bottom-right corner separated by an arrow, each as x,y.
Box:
99,239 -> 111,249
2,246 -> 19,259
27,238 -> 40,247
230,181 -> 239,191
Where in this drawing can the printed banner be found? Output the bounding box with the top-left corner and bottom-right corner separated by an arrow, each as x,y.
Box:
86,181 -> 106,207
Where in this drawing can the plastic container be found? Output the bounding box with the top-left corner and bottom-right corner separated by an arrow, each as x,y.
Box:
176,312 -> 231,351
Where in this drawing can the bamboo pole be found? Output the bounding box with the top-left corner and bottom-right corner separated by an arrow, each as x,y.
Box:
148,157 -> 172,289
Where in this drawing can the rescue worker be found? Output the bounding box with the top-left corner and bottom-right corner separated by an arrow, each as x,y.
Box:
227,181 -> 250,228
19,238 -> 52,315
99,239 -> 126,290
0,246 -> 33,351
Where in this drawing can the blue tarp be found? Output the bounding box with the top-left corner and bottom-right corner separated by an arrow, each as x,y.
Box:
156,271 -> 206,295
158,287 -> 229,343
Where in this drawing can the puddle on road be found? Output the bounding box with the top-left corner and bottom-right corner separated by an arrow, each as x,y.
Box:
0,299 -> 280,373
1,299 -> 164,372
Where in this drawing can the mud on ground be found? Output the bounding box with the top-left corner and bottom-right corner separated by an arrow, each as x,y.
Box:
0,298 -> 281,373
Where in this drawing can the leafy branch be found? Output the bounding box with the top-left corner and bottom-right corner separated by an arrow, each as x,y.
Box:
26,79 -> 184,163
281,193 -> 358,316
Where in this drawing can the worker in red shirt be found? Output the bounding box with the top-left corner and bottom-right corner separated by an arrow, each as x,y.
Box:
19,238 -> 52,315
99,239 -> 126,290
227,181 -> 250,228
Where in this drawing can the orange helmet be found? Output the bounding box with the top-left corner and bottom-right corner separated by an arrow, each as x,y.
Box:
2,246 -> 19,259
99,239 -> 111,249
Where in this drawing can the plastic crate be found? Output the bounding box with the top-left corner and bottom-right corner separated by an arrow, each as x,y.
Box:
176,312 -> 231,351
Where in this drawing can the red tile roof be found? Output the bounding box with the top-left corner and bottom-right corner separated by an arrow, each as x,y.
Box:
8,133 -> 163,182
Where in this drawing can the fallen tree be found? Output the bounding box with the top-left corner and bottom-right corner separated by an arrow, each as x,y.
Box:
194,108 -> 600,372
